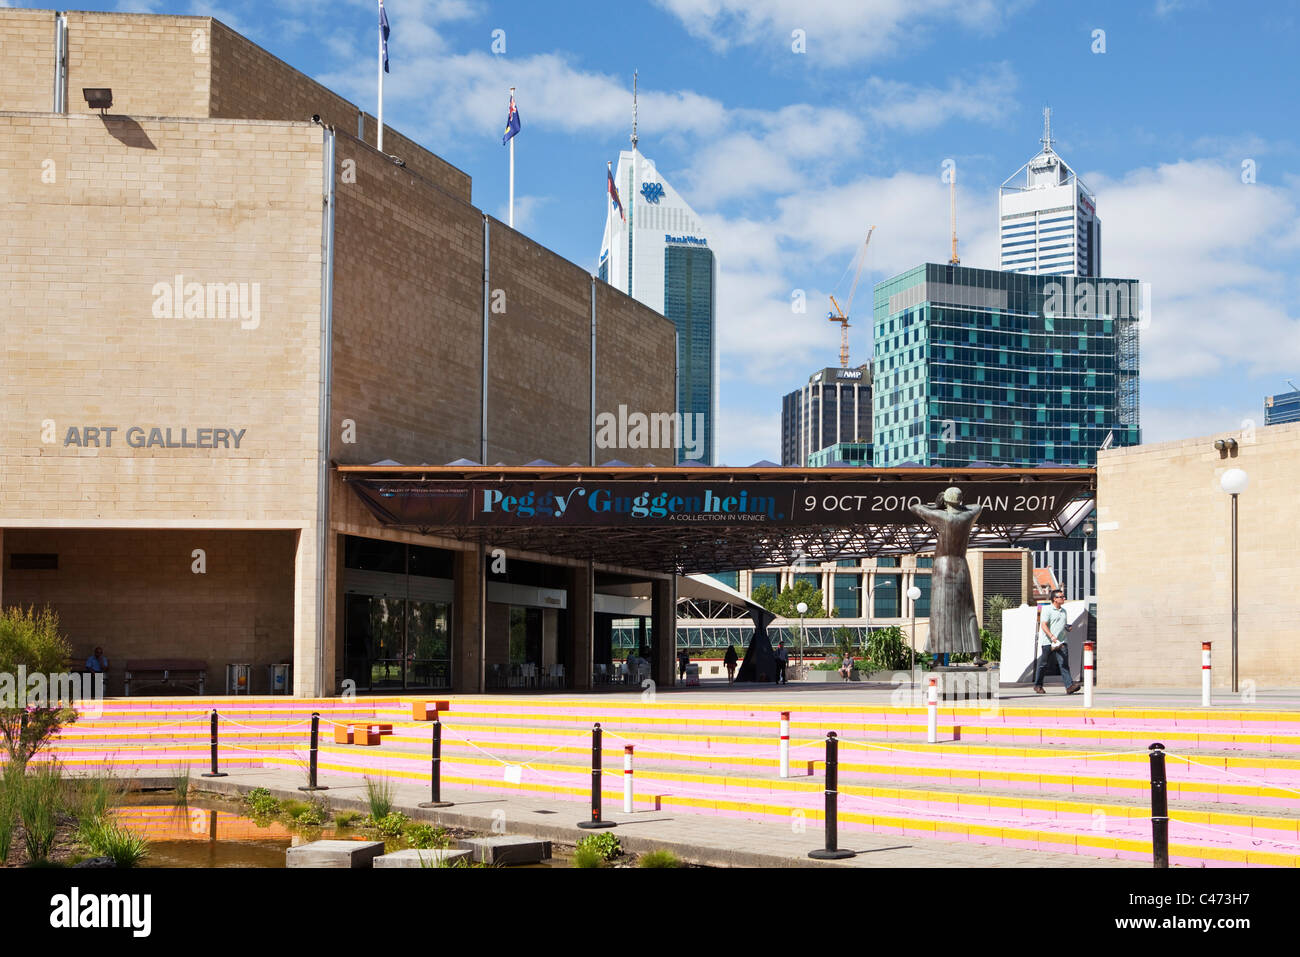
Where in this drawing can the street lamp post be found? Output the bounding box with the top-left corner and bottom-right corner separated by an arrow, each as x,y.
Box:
1083,518 -> 1096,601
907,585 -> 922,690
1219,468 -> 1248,693
796,601 -> 808,678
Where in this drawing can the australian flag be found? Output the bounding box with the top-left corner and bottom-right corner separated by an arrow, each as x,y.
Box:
607,165 -> 624,221
502,94 -> 521,145
379,2 -> 390,74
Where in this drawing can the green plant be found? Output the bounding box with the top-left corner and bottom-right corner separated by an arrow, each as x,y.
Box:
0,766 -> 18,863
576,831 -> 621,862
638,849 -> 681,868
371,811 -> 408,839
243,787 -> 281,817
79,818 -> 149,868
281,797 -> 329,827
333,810 -> 362,828
171,764 -> 190,806
0,606 -> 79,770
861,625 -> 916,671
572,844 -> 604,868
363,776 -> 395,820
18,761 -> 62,863
61,769 -> 125,824
404,822 -> 451,849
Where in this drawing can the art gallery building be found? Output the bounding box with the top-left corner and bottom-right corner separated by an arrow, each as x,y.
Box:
0,9 -> 690,696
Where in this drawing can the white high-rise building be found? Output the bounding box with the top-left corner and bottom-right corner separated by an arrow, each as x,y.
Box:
599,146 -> 717,464
999,109 -> 1100,277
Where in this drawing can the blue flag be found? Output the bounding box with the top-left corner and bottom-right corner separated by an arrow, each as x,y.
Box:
379,2 -> 390,74
502,93 -> 520,145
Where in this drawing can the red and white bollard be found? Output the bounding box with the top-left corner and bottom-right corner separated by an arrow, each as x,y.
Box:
926,679 -> 938,744
1083,641 -> 1095,709
623,744 -> 634,813
1202,642 -> 1212,708
779,711 -> 790,778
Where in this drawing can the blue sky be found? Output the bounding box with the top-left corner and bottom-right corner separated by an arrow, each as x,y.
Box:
22,0 -> 1300,464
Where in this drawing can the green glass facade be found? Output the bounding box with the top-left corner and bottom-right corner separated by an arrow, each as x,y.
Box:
872,264 -> 1140,467
664,244 -> 716,464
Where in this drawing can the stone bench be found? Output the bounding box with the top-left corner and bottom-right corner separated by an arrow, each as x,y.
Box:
122,659 -> 206,697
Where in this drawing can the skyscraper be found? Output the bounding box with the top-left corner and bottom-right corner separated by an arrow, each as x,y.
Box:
599,147 -> 717,464
780,364 -> 873,466
872,263 -> 1140,467
999,109 -> 1101,277
1265,387 -> 1300,425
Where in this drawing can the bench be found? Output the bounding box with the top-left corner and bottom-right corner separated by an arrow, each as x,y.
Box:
334,723 -> 394,746
122,659 -> 207,697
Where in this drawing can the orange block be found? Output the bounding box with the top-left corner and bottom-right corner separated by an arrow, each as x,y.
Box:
411,701 -> 452,720
333,725 -> 353,744
351,726 -> 381,746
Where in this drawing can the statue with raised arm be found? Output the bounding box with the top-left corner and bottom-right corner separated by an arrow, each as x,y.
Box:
909,487 -> 985,662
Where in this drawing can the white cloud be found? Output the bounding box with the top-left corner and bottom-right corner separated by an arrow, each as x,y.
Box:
651,0 -> 1030,66
1094,160 -> 1300,380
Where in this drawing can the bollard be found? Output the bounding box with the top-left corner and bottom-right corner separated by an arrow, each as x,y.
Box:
926,679 -> 938,743
1083,641 -> 1095,709
623,745 -> 635,814
298,711 -> 328,791
200,709 -> 227,778
418,716 -> 453,808
1148,742 -> 1169,868
779,711 -> 790,778
808,732 -> 855,860
577,723 -> 616,829
1201,642 -> 1212,708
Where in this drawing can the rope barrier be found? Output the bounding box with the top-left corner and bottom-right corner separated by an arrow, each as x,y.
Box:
1164,752 -> 1300,796
1165,816 -> 1300,850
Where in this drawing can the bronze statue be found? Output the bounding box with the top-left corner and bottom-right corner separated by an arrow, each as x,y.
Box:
910,487 -> 984,663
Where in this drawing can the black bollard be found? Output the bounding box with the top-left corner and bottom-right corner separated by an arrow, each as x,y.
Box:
809,731 -> 855,860
418,717 -> 453,808
298,711 -> 328,791
1149,742 -> 1168,868
200,709 -> 227,778
577,722 -> 616,829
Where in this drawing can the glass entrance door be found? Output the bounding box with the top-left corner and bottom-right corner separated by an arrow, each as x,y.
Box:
344,594 -> 452,691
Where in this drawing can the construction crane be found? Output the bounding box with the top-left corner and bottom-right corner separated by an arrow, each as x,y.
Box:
827,226 -> 875,369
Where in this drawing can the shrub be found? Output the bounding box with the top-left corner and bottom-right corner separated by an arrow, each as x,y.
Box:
576,831 -> 621,862
0,607 -> 79,770
79,818 -> 149,868
363,776 -> 395,820
638,849 -> 681,868
572,844 -> 604,868
371,811 -> 408,839
280,799 -> 309,817
405,822 -> 451,849
287,797 -> 329,827
862,626 -> 917,671
18,761 -> 62,863
243,787 -> 281,817
333,810 -> 362,828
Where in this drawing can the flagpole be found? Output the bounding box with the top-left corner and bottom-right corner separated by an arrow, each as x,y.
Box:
377,0 -> 385,153
508,87 -> 515,228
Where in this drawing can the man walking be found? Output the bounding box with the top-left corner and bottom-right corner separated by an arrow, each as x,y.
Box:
774,641 -> 789,685
1034,590 -> 1080,694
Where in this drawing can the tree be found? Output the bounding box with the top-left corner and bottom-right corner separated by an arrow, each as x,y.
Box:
0,606 -> 78,769
769,580 -> 827,619
750,584 -> 779,612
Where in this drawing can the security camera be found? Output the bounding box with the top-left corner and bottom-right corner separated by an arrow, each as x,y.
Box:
311,114 -> 322,125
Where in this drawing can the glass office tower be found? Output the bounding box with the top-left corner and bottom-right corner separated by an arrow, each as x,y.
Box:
599,148 -> 717,463
1264,389 -> 1300,426
872,263 -> 1140,467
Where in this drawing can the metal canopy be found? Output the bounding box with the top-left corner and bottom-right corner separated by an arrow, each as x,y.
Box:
340,465 -> 1095,576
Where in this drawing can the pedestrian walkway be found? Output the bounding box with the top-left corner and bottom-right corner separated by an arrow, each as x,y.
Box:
44,686 -> 1300,867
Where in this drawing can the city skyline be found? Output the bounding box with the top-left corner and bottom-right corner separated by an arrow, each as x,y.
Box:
27,0 -> 1300,465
